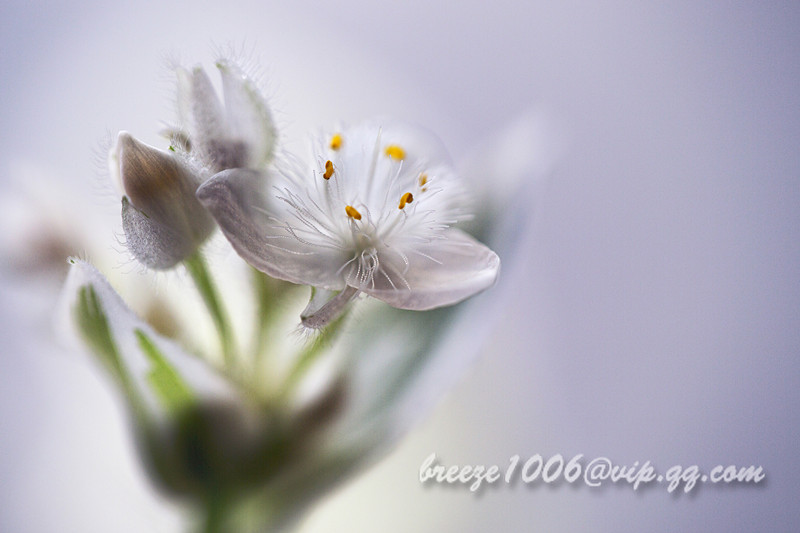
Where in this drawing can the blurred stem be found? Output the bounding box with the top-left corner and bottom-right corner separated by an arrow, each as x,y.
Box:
184,252 -> 235,366
251,268 -> 293,361
200,495 -> 228,533
280,311 -> 348,399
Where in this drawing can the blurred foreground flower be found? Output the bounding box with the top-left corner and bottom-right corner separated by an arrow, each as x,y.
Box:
52,56 -> 544,533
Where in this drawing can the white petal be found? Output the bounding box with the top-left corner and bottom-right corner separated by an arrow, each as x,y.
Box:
218,60 -> 277,168
356,117 -> 454,166
358,229 -> 500,310
121,197 -> 193,269
174,67 -> 194,138
196,169 -> 349,289
187,66 -> 227,151
182,67 -> 249,171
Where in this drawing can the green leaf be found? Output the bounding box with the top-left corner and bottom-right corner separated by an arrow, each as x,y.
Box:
135,328 -> 194,413
73,284 -> 146,421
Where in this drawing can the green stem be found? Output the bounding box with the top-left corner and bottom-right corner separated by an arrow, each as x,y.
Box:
184,252 -> 235,366
251,268 -> 292,361
280,310 -> 349,399
200,494 -> 228,533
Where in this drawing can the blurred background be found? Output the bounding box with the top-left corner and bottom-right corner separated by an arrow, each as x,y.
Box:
1,1 -> 798,531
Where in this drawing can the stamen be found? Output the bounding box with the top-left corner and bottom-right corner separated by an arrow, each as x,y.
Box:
365,129 -> 382,202
330,133 -> 343,150
345,205 -> 362,220
384,144 -> 405,160
323,160 -> 334,180
419,173 -> 428,192
398,192 -> 414,209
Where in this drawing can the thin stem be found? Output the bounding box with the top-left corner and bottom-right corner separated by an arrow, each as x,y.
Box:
200,494 -> 228,533
184,251 -> 235,366
280,309 -> 349,399
251,268 -> 294,361
252,268 -> 271,360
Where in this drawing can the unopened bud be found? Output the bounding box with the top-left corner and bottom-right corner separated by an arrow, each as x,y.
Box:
111,132 -> 214,269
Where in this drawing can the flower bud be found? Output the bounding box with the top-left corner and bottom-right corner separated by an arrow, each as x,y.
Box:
175,60 -> 276,172
110,131 -> 214,269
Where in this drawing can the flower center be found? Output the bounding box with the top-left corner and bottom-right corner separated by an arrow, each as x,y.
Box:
353,246 -> 380,288
354,231 -> 375,251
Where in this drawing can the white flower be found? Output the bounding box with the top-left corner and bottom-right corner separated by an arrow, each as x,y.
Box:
197,120 -> 500,326
57,113 -> 537,533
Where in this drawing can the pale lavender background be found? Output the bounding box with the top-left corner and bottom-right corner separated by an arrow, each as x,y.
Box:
1,1 -> 798,532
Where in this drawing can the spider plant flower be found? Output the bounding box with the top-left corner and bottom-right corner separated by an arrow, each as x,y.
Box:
196,120 -> 500,327
57,112 -> 543,533
110,132 -> 215,269
171,60 -> 277,172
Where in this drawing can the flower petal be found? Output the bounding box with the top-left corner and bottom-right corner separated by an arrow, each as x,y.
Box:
218,60 -> 277,168
357,228 -> 500,310
175,62 -> 276,172
196,169 -> 349,289
121,197 -> 193,269
178,66 -> 247,171
183,66 -> 227,158
355,117 -> 454,167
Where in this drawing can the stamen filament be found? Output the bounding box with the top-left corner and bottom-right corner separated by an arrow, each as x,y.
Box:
365,128 -> 382,203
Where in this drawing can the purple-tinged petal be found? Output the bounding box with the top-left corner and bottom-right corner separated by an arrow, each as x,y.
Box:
196,169 -> 350,289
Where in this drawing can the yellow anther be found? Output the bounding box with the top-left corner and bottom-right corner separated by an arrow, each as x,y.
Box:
345,205 -> 362,220
398,192 -> 414,209
384,144 -> 405,160
418,173 -> 428,191
323,160 -> 334,180
330,133 -> 343,150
